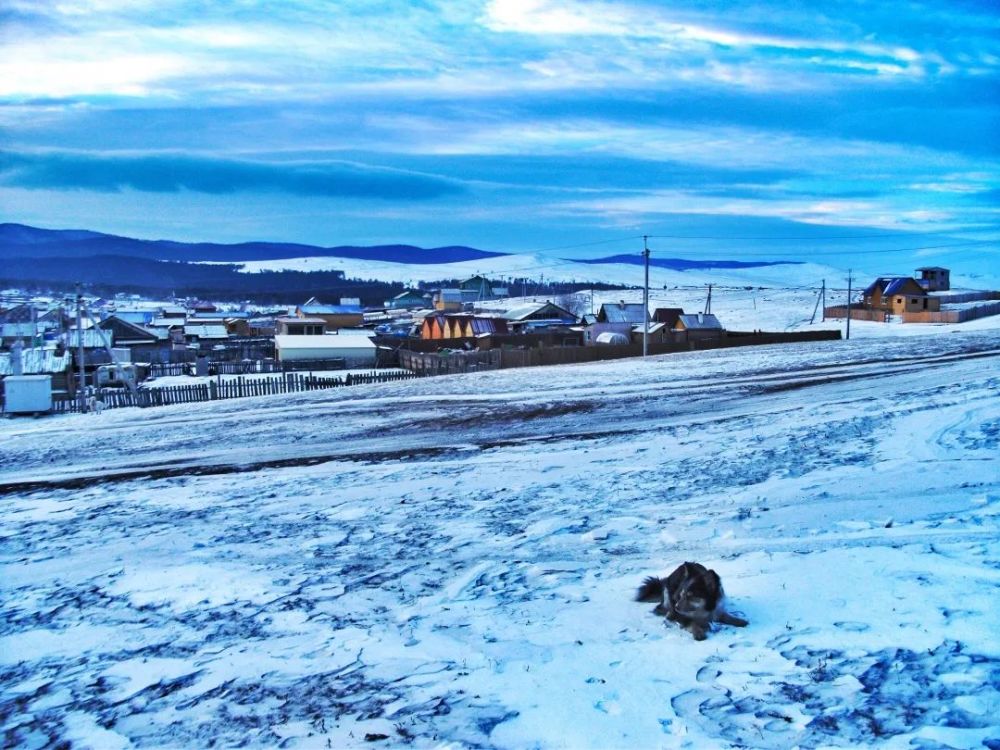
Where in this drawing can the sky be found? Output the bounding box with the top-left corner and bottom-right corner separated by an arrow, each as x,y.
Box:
1,0 -> 998,273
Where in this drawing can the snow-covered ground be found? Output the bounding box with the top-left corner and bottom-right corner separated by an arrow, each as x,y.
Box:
2,322 -> 999,747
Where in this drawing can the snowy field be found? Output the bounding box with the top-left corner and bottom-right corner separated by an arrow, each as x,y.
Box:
2,323 -> 1000,747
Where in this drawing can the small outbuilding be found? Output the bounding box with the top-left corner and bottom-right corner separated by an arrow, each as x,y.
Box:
274,334 -> 376,368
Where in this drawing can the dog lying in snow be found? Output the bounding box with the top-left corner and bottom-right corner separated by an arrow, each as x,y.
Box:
636,562 -> 748,640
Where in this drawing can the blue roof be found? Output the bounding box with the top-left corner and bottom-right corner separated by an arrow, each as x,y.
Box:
300,304 -> 362,314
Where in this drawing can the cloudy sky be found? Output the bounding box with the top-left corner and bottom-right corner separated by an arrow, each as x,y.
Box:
1,0 -> 997,267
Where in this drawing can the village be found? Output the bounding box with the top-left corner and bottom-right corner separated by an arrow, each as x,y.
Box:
1,265 -> 997,416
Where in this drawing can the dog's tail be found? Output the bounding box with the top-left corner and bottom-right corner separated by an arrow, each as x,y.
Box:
635,576 -> 665,603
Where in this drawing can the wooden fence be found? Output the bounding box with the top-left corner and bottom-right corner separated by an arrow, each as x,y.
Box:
398,330 -> 841,374
50,371 -> 417,413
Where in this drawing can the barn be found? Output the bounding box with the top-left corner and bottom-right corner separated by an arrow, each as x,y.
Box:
274,334 -> 376,368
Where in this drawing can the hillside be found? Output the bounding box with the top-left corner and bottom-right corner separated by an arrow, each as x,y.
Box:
2,328 -> 998,748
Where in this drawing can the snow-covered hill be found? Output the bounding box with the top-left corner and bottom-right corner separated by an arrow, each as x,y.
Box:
2,327 -> 999,748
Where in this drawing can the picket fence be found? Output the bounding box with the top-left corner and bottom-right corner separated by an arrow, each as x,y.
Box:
51,371 -> 417,413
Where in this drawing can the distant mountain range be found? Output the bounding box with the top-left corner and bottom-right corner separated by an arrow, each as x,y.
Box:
1,224 -> 800,271
0,224 -> 507,265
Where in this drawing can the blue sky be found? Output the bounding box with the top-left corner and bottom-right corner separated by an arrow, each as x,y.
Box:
1,0 -> 997,272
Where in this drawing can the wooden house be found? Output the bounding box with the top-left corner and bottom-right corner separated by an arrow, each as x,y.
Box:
863,277 -> 940,314
296,300 -> 364,330
98,316 -> 172,362
653,308 -> 684,328
674,313 -> 725,342
916,267 -> 950,292
597,302 -> 648,325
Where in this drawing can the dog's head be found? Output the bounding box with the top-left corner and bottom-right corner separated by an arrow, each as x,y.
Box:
667,562 -> 722,622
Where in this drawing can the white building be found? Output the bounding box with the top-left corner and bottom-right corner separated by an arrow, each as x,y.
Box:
274,334 -> 376,367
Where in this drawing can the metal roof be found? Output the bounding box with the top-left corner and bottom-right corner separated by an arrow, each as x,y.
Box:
0,348 -> 72,375
299,304 -> 363,314
677,313 -> 724,330
184,325 -> 229,338
598,302 -> 647,324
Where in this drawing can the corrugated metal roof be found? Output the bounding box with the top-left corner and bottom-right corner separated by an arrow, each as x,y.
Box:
67,329 -> 111,348
300,304 -> 363,315
599,303 -> 647,324
0,349 -> 71,375
677,313 -> 723,330
184,325 -> 229,338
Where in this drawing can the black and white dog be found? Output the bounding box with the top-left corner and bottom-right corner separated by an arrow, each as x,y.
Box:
636,562 -> 748,640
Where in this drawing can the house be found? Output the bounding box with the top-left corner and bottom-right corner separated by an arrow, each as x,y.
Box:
503,301 -> 578,325
276,316 -> 326,335
916,267 -> 950,292
459,275 -> 498,300
863,277 -> 941,314
385,290 -> 429,310
674,313 -> 725,341
652,308 -> 685,328
66,328 -> 113,367
183,324 -> 229,347
98,316 -> 171,362
295,300 -> 365,330
420,314 -> 509,340
597,302 -> 648,325
274,333 -> 376,368
434,289 -> 464,312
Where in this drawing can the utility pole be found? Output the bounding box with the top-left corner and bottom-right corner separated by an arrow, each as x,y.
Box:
704,284 -> 713,315
75,284 -> 87,412
809,280 -> 826,324
642,235 -> 650,358
845,270 -> 853,340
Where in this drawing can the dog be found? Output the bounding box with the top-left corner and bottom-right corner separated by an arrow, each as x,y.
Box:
636,562 -> 748,640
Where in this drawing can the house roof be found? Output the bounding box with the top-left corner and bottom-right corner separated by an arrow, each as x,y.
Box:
677,313 -> 724,330
67,329 -> 111,348
299,304 -> 363,315
436,289 -> 463,302
99,316 -> 164,342
635,322 -> 670,334
184,325 -> 229,338
503,302 -> 576,322
274,334 -> 375,350
598,302 -> 647,324
0,348 -> 72,375
916,266 -> 949,272
864,277 -> 926,297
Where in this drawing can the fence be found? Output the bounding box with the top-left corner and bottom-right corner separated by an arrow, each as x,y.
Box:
398,330 -> 841,374
826,301 -> 1000,324
823,306 -> 888,323
50,370 -> 417,413
901,302 -> 1000,324
148,358 -> 349,378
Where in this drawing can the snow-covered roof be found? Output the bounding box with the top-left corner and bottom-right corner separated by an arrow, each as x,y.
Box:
678,313 -> 724,330
67,329 -> 111,348
0,348 -> 71,375
599,303 -> 647,324
184,325 -> 228,339
274,334 -> 375,350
